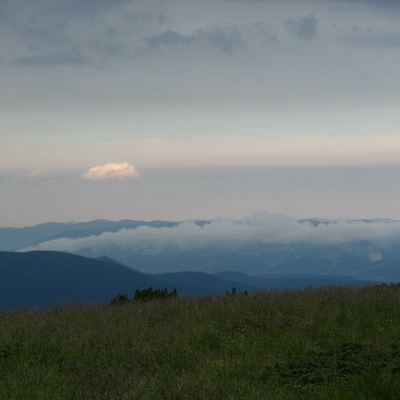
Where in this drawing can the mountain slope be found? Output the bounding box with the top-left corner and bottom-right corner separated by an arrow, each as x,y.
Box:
0,251 -> 181,309
214,271 -> 372,289
0,250 -> 379,310
0,251 -> 263,310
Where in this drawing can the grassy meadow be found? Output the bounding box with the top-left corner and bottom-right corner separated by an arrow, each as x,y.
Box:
1,284 -> 400,399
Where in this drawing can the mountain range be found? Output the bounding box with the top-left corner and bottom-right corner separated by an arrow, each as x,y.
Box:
0,250 -> 371,310
1,216 -> 400,309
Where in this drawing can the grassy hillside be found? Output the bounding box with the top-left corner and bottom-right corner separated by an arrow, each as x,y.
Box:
1,285 -> 400,399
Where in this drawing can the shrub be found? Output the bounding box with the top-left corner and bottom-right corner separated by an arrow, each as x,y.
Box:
110,294 -> 130,305
133,287 -> 178,302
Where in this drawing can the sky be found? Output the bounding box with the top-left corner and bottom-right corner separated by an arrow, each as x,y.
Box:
1,0 -> 400,227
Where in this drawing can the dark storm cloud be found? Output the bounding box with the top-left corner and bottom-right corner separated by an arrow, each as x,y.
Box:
285,15 -> 318,40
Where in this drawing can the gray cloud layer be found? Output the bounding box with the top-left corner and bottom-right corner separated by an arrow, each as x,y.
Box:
0,1 -> 250,67
3,0 -> 399,69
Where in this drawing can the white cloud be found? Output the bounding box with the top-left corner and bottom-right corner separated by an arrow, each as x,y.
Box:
81,162 -> 140,181
20,212 -> 400,255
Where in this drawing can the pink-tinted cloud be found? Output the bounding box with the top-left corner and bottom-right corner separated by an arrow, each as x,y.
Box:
82,162 -> 140,181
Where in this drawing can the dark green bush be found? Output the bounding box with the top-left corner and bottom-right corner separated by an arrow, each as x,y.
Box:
110,287 -> 178,305
110,294 -> 130,305
133,287 -> 178,302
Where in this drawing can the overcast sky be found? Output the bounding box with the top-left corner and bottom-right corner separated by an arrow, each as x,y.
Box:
1,0 -> 400,227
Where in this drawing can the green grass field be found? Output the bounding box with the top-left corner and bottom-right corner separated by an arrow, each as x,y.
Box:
1,284 -> 400,399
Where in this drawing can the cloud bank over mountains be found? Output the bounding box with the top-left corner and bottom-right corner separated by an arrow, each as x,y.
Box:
21,213 -> 400,255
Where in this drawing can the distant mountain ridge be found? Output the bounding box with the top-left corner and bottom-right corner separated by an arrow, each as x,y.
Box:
0,251 -> 373,310
0,250 -> 251,309
0,219 -> 183,251
0,250 -> 170,309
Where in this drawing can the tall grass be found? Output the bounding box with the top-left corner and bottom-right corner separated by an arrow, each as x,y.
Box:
1,284 -> 400,399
